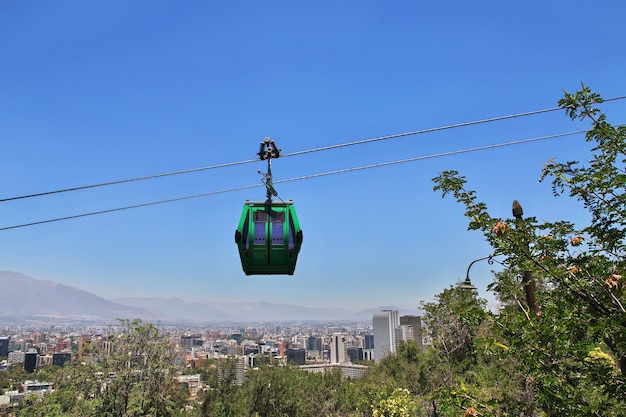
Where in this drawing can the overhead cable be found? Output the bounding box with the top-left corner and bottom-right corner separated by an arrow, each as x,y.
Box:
6,98 -> 625,204
274,130 -> 587,183
2,95 -> 624,205
283,106 -> 566,157
0,158 -> 259,203
0,129 -> 585,231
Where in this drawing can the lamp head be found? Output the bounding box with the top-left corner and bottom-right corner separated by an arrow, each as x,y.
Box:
458,278 -> 477,290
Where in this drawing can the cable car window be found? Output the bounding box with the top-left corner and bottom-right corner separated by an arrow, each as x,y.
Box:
271,211 -> 285,245
253,211 -> 267,244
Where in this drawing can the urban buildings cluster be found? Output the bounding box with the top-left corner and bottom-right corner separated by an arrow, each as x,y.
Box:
0,310 -> 426,406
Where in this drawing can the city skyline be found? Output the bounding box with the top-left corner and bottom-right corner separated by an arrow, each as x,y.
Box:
0,308 -> 421,369
2,2 -> 626,311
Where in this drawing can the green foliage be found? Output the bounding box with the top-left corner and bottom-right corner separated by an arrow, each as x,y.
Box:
421,285 -> 487,369
196,361 -> 364,417
433,85 -> 626,415
11,319 -> 187,417
0,366 -> 29,394
238,363 -> 357,417
371,387 -> 417,417
94,319 -> 187,417
396,340 -> 421,364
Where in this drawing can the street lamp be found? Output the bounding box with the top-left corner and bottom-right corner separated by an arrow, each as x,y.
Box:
459,254 -> 494,290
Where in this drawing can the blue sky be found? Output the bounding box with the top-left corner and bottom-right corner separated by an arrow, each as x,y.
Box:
1,1 -> 625,312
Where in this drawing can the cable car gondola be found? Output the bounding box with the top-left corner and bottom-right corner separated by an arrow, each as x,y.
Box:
234,138 -> 303,275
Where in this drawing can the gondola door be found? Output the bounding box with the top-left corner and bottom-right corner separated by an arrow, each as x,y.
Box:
249,208 -> 269,270
268,208 -> 288,270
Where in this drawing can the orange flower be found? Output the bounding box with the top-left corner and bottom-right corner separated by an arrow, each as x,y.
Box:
493,221 -> 508,236
570,235 -> 584,246
464,407 -> 477,417
606,274 -> 622,288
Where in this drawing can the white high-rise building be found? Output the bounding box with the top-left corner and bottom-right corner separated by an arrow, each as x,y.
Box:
330,333 -> 347,364
400,315 -> 424,351
400,325 -> 414,342
372,310 -> 399,363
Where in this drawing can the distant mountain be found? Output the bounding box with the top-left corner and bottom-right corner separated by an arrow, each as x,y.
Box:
112,298 -> 355,322
209,301 -> 354,322
0,271 -> 160,321
0,271 -> 419,323
110,296 -> 233,322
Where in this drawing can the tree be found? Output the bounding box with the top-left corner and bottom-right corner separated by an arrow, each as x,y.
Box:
414,284 -> 533,416
197,357 -> 243,417
421,285 -> 487,369
13,319 -> 187,417
433,85 -> 626,415
94,319 -> 187,417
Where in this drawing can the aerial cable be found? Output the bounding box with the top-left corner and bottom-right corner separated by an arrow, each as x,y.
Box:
0,183 -> 263,231
0,129 -> 586,232
5,97 -> 626,204
274,130 -> 588,183
282,106 -> 566,157
0,158 -> 259,203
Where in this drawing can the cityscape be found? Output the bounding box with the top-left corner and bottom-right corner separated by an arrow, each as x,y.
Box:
0,310 -> 426,407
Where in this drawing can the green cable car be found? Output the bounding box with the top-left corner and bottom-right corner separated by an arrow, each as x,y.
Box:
234,138 -> 304,275
235,200 -> 303,275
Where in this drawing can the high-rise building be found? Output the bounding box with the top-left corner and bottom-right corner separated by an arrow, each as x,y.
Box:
32,333 -> 45,345
286,348 -> 306,365
400,315 -> 424,351
218,357 -> 245,386
230,334 -> 243,345
373,309 -> 399,363
346,346 -> 363,363
363,334 -> 374,360
0,337 -> 9,357
78,335 -> 91,356
181,335 -> 203,351
307,336 -> 322,358
364,334 -> 374,350
330,333 -> 347,364
52,352 -> 72,367
8,350 -> 25,364
307,336 -> 322,351
24,351 -> 38,373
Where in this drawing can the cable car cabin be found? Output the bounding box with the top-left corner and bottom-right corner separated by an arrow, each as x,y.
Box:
235,200 -> 303,275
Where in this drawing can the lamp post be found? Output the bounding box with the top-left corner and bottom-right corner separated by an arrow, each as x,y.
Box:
512,200 -> 539,314
458,254 -> 494,290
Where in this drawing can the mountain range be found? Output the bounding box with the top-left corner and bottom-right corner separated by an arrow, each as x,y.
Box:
0,271 -> 417,323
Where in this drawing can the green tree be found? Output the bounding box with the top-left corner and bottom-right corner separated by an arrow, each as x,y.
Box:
413,283 -> 533,416
13,319 -> 187,417
433,85 -> 626,415
94,319 -> 187,417
197,356 -> 242,417
421,285 -> 487,369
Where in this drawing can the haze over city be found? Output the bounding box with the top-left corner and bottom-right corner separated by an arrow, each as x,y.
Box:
2,2 -> 626,311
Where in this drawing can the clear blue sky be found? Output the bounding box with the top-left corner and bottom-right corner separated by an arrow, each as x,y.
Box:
2,1 -> 625,312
